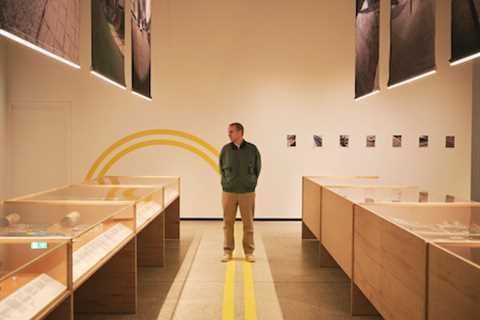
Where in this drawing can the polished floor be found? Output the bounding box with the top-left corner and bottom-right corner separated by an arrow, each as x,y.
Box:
77,221 -> 382,320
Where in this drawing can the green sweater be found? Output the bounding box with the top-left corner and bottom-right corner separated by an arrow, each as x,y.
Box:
219,140 -> 262,193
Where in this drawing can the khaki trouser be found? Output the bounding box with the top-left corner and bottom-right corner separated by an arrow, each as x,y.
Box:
222,192 -> 255,255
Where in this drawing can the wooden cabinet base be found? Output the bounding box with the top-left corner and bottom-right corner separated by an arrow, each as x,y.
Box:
165,197 -> 180,239
74,238 -> 137,314
319,243 -> 339,268
351,282 -> 379,316
44,294 -> 73,320
137,213 -> 165,267
302,222 -> 316,239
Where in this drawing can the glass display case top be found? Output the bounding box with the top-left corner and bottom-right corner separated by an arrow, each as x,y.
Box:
18,184 -> 162,202
361,203 -> 480,242
0,201 -> 132,238
326,186 -> 465,204
308,176 -> 385,188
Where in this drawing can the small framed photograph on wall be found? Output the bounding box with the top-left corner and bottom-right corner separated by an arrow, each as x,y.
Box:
392,135 -> 402,148
446,136 -> 455,148
340,135 -> 350,148
313,135 -> 323,147
287,134 -> 296,147
366,135 -> 376,148
419,135 -> 429,148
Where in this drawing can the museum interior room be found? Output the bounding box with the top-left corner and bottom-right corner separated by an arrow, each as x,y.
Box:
0,0 -> 480,319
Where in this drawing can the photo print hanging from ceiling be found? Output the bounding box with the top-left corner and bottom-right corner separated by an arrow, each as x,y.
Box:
92,0 -> 126,86
131,0 -> 152,98
0,0 -> 80,66
451,0 -> 480,64
389,0 -> 436,87
355,0 -> 380,99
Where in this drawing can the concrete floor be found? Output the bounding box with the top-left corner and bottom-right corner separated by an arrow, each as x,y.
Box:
77,221 -> 382,320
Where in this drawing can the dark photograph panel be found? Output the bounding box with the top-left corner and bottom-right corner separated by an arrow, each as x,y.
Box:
389,0 -> 435,86
131,0 -> 152,98
451,0 -> 480,63
0,0 -> 80,65
355,0 -> 380,99
92,0 -> 126,86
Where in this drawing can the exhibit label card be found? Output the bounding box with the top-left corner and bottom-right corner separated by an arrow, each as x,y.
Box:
137,201 -> 163,227
0,274 -> 66,320
73,223 -> 133,282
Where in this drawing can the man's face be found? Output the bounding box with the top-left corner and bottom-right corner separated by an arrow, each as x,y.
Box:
228,126 -> 242,143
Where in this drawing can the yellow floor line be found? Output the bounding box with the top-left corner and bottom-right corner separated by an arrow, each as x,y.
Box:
222,252 -> 236,320
243,259 -> 257,320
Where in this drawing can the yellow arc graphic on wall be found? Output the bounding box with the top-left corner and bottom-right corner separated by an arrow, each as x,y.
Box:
85,129 -> 221,180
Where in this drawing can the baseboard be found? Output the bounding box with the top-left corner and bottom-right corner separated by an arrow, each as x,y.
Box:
181,217 -> 301,221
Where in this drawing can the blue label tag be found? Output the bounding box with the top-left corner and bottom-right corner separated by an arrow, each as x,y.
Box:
31,242 -> 48,250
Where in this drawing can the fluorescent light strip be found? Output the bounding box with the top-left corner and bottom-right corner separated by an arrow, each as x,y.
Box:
132,91 -> 152,101
90,71 -> 127,90
0,29 -> 80,69
450,52 -> 480,66
354,89 -> 380,101
387,70 -> 436,90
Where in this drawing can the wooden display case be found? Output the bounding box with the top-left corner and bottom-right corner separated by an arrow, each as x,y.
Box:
353,203 -> 480,320
84,176 -> 181,239
0,201 -> 137,315
10,184 -> 167,268
0,239 -> 70,320
428,242 -> 480,320
301,176 -> 380,240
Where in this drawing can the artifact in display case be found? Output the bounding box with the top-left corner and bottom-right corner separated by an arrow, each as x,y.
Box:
428,242 -> 480,319
353,203 -> 480,320
0,239 -> 69,320
85,175 -> 180,207
10,184 -> 164,231
1,201 -> 135,287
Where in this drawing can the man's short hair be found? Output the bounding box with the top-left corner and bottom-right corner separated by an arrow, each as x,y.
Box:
229,122 -> 244,134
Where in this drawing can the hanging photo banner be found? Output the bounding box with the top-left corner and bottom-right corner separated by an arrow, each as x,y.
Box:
131,0 -> 152,98
389,0 -> 436,87
0,0 -> 80,67
91,0 -> 126,87
451,0 -> 480,65
355,0 -> 380,99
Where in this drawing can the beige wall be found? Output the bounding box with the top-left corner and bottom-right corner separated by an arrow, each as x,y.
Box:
5,0 -> 474,218
0,38 -> 8,201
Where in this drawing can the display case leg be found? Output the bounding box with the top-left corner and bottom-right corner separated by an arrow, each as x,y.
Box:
302,221 -> 316,239
137,213 -> 165,267
319,243 -> 339,267
165,197 -> 180,239
351,282 -> 379,316
74,238 -> 137,314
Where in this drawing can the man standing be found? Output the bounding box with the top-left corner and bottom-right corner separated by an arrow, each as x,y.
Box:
220,123 -> 261,263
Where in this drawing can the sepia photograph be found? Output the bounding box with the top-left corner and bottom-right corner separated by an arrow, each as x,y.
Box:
313,135 -> 323,147
92,0 -> 126,85
419,135 -> 429,148
451,0 -> 480,62
0,0 -> 80,65
131,0 -> 151,98
287,135 -> 296,147
366,135 -> 376,148
446,136 -> 456,148
340,135 -> 350,148
389,0 -> 435,86
392,135 -> 402,148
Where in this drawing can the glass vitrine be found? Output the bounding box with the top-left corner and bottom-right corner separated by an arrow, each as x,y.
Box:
0,239 -> 69,320
326,186 -> 465,205
307,176 -> 381,188
0,201 -> 135,288
12,184 -> 164,231
360,203 -> 480,241
86,175 -> 180,206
